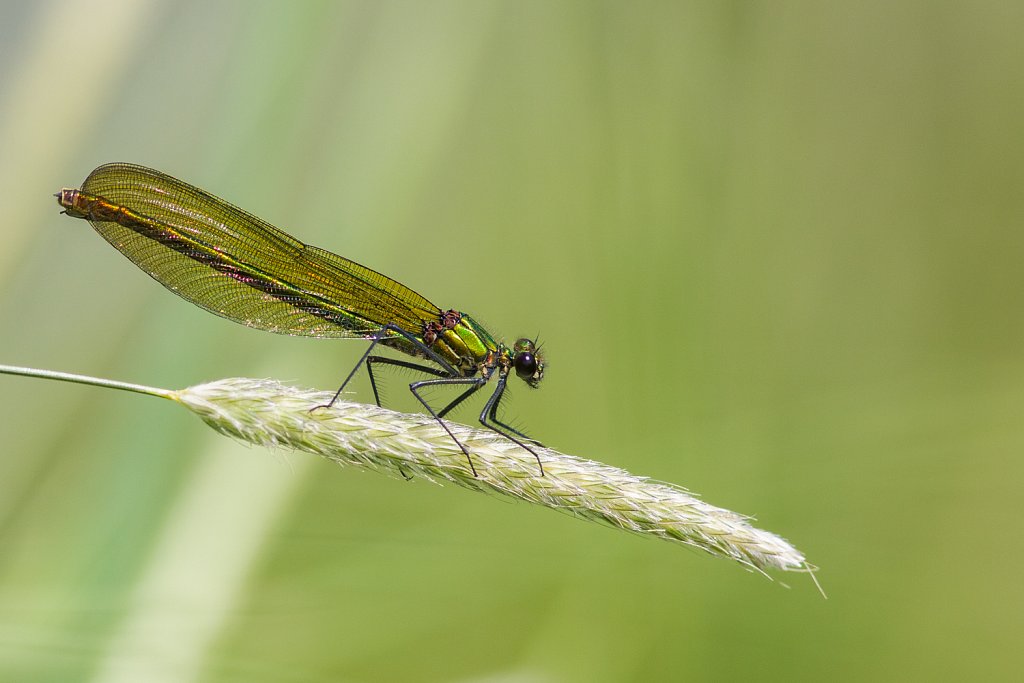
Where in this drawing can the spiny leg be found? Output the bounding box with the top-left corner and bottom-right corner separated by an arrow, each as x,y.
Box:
363,357 -> 464,480
316,323 -> 460,410
315,324 -> 460,481
487,410 -> 544,447
366,356 -> 450,408
436,383 -> 485,419
365,348 -> 461,481
482,380 -> 544,446
363,353 -> 493,477
479,373 -> 545,476
365,356 -> 486,421
408,374 -> 546,476
381,368 -> 488,476
407,375 -> 490,477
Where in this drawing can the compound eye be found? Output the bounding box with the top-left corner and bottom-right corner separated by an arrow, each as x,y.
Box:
514,352 -> 538,379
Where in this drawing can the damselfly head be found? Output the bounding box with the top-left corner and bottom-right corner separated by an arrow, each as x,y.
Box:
512,337 -> 544,387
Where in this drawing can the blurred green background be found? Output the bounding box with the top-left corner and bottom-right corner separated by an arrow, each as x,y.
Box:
1,1 -> 1022,681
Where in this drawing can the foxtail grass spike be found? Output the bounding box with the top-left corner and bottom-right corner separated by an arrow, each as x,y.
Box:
0,365 -> 819,587
174,378 -> 816,579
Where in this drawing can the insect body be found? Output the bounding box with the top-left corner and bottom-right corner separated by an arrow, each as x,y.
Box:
57,163 -> 546,476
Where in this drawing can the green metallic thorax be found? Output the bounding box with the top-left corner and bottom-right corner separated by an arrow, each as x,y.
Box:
430,314 -> 501,377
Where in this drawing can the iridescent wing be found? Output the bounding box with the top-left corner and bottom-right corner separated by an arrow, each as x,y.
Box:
74,163 -> 440,338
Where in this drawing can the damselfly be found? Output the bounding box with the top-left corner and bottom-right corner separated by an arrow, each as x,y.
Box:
56,163 -> 546,476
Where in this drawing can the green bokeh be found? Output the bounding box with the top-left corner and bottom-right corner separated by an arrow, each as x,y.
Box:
1,1 -> 1022,681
